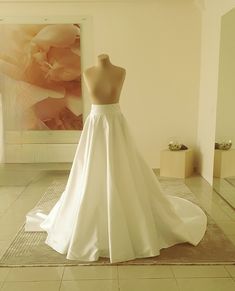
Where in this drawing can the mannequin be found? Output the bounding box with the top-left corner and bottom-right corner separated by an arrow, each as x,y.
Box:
25,53 -> 207,264
83,54 -> 126,104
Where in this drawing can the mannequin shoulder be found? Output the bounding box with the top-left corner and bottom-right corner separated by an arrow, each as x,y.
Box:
115,66 -> 126,79
82,67 -> 97,85
115,66 -> 126,73
83,66 -> 96,77
83,65 -> 126,79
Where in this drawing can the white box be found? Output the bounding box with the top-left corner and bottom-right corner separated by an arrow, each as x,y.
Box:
160,148 -> 194,178
213,149 -> 235,178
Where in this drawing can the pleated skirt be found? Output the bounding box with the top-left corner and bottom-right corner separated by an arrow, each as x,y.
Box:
25,103 -> 207,263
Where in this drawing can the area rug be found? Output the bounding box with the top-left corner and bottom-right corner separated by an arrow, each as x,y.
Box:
1,175 -> 235,267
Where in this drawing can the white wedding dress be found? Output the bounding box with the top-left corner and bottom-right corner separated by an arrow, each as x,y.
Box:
25,102 -> 207,263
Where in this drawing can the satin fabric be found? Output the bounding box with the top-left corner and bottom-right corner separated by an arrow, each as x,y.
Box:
25,103 -> 207,263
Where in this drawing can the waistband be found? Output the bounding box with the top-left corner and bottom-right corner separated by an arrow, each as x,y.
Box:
90,103 -> 121,114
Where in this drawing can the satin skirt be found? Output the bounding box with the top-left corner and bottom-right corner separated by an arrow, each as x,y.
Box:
25,103 -> 207,263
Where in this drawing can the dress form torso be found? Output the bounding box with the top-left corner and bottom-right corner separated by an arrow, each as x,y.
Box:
83,54 -> 126,104
25,53 -> 207,264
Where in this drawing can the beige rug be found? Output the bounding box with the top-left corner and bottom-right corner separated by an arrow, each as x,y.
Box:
1,176 -> 235,267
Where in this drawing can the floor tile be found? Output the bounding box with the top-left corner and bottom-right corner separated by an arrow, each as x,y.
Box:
213,178 -> 235,208
0,187 -> 24,215
0,169 -> 40,186
0,163 -> 70,171
225,265 -> 235,277
0,240 -> 11,251
118,265 -> 173,279
185,175 -> 214,208
212,194 -> 235,221
205,202 -> 232,221
60,279 -> 119,291
171,265 -> 230,278
63,266 -> 118,280
176,277 -> 235,291
1,280 -> 61,291
119,278 -> 179,291
0,239 -> 12,257
0,249 -> 6,258
0,268 -> 10,281
0,223 -> 22,241
5,267 -> 63,282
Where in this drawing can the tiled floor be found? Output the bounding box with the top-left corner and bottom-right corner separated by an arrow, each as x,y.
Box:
0,163 -> 235,291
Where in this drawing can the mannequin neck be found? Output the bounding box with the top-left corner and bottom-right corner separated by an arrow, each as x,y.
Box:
97,54 -> 112,68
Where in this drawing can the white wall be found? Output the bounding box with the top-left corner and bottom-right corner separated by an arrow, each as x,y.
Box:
196,0 -> 235,185
0,0 -> 202,168
216,9 -> 235,144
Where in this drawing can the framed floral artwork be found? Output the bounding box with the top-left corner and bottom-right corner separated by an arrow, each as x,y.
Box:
0,23 -> 83,131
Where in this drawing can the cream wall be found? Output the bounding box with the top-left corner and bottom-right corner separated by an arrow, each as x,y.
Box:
196,0 -> 235,185
216,9 -> 235,143
0,0 -> 202,168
